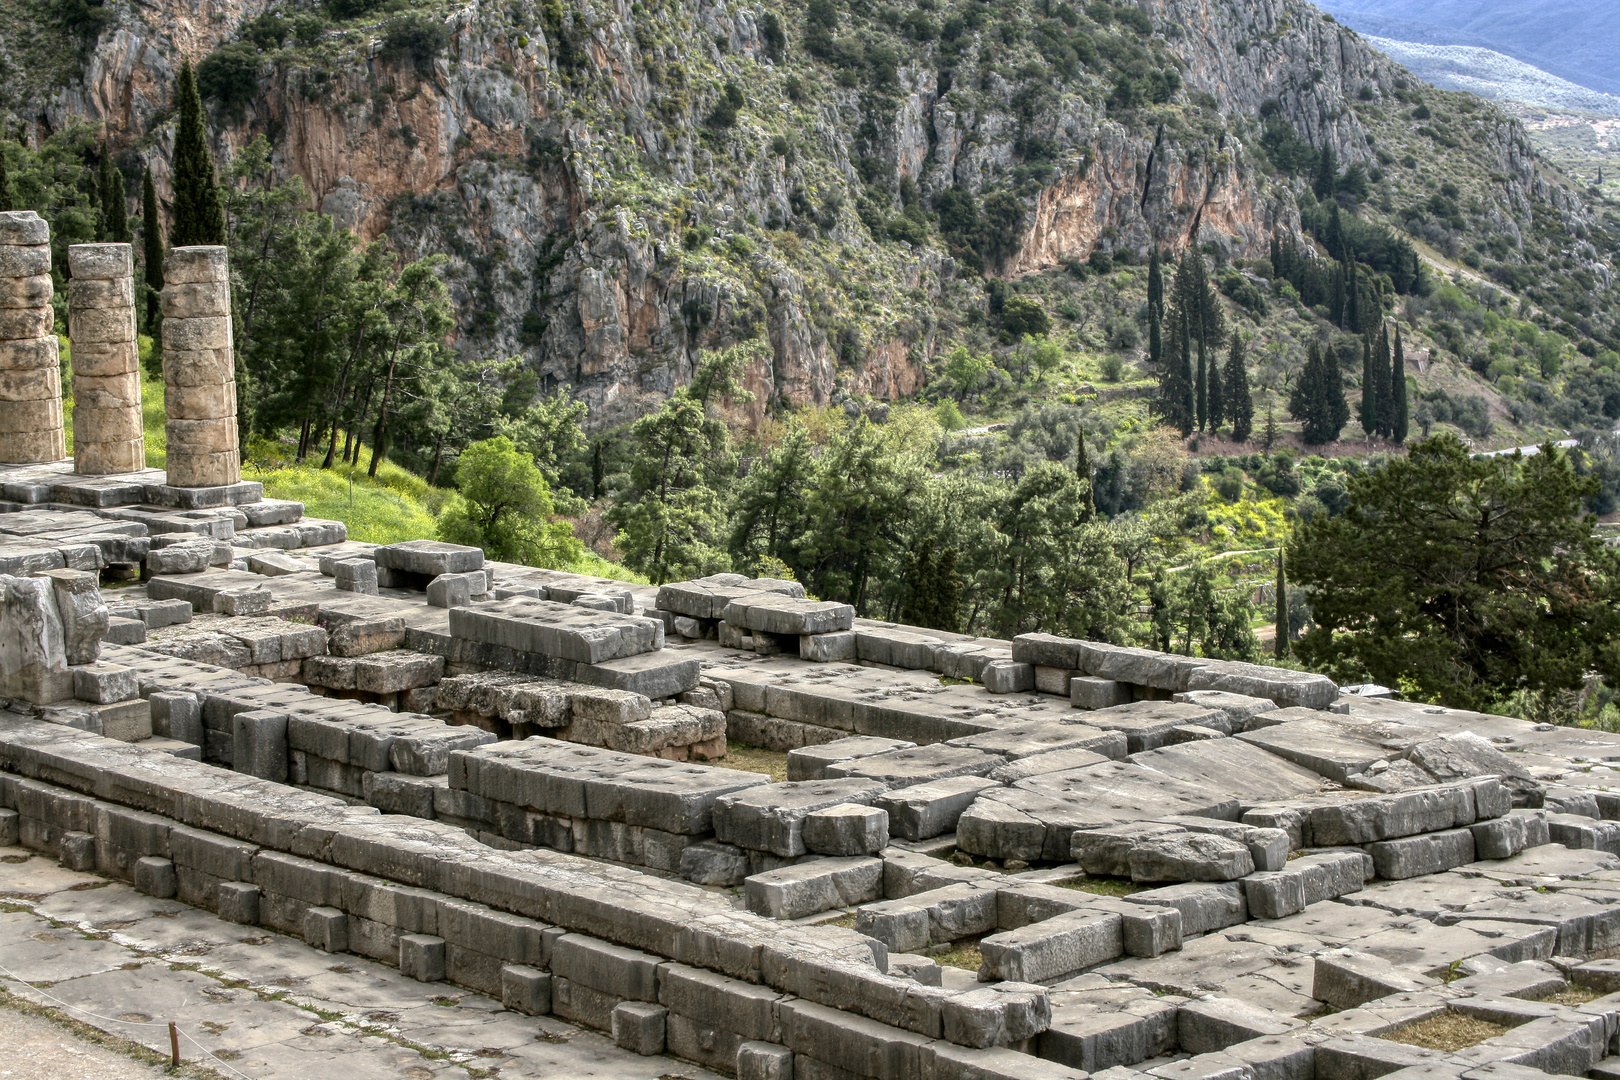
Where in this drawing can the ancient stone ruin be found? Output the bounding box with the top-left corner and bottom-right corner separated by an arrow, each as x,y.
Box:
6,209 -> 1620,1080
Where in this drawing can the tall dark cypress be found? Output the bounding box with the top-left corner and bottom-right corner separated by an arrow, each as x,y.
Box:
1372,323 -> 1394,437
1359,334 -> 1377,437
1147,248 -> 1164,316
141,166 -> 164,332
1207,352 -> 1224,434
1195,334 -> 1207,432
1076,428 -> 1095,522
1391,325 -> 1409,443
1343,254 -> 1359,332
1178,308 -> 1195,436
1274,549 -> 1289,659
1225,336 -> 1253,442
169,60 -> 226,247
99,146 -> 129,244
0,146 -> 12,212
1147,249 -> 1164,367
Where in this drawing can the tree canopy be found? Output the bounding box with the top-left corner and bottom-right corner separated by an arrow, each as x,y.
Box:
1290,434 -> 1620,710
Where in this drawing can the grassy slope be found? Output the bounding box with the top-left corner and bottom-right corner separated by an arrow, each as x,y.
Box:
65,337 -> 645,581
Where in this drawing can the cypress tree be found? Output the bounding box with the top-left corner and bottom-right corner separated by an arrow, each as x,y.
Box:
1269,233 -> 1281,277
1274,549 -> 1289,659
1149,303 -> 1162,368
1207,349 -> 1224,434
1177,308 -> 1195,435
1147,248 -> 1164,316
141,166 -> 164,332
1314,145 -> 1337,201
1373,322 -> 1394,437
1195,334 -> 1207,431
1226,335 -> 1254,442
1326,340 -> 1351,440
1076,428 -> 1095,522
0,146 -> 12,212
1391,325 -> 1409,443
1261,401 -> 1278,451
1343,254 -> 1359,331
169,60 -> 226,247
591,441 -> 605,499
99,146 -> 129,244
1359,334 -> 1377,437
1147,249 -> 1163,367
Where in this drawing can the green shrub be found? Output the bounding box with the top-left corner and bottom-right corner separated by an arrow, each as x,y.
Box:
197,42 -> 262,117
380,14 -> 450,74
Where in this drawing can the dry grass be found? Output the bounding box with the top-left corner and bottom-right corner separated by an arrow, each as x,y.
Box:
1060,876 -> 1148,896
1541,985 -> 1604,1005
932,943 -> 983,972
823,913 -> 858,929
1380,1013 -> 1511,1051
717,742 -> 790,782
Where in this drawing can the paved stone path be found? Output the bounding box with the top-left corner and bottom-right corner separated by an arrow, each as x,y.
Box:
0,844 -> 718,1080
2,1006 -> 173,1080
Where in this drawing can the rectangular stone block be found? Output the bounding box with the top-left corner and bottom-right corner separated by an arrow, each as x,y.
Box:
612,1001 -> 667,1055
500,964 -> 552,1014
877,776 -> 999,841
744,857 -> 883,919
1072,676 -> 1133,709
979,910 -> 1124,982
72,662 -> 137,704
217,881 -> 261,924
400,933 -> 447,981
134,855 -> 177,898
304,906 -> 349,953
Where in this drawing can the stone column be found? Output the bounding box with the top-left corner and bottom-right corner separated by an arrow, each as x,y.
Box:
68,243 -> 144,474
161,246 -> 238,488
0,210 -> 65,464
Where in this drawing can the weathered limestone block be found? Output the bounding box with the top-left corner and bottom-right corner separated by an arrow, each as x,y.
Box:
69,243 -> 144,475
0,211 -> 64,463
162,246 -> 239,488
0,574 -> 72,702
44,568 -> 108,666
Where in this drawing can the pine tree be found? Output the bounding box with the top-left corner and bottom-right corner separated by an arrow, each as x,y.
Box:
0,146 -> 12,212
1207,349 -> 1224,434
1225,336 -> 1254,442
99,145 -> 129,244
169,60 -> 226,247
1076,428 -> 1095,523
1274,548 -> 1289,659
1359,334 -> 1378,437
1391,325 -> 1409,444
141,166 -> 163,331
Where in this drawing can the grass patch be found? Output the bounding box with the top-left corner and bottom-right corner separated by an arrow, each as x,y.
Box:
932,943 -> 982,972
1379,1012 -> 1511,1051
1540,985 -> 1604,1005
1061,876 -> 1147,896
719,741 -> 791,782
824,912 -> 858,929
249,461 -> 443,545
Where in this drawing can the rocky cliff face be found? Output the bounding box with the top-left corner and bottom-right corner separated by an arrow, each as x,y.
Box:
5,0 -> 1597,427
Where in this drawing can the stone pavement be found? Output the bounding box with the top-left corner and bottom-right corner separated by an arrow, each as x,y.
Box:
0,843 -> 718,1080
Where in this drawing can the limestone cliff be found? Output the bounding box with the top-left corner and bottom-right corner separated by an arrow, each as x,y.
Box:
4,0 -> 1601,427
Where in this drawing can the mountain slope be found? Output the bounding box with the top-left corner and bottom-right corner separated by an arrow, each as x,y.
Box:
4,0 -> 1618,448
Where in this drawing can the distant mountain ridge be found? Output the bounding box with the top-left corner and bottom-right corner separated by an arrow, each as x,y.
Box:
1316,1 -> 1620,97
1365,37 -> 1620,118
